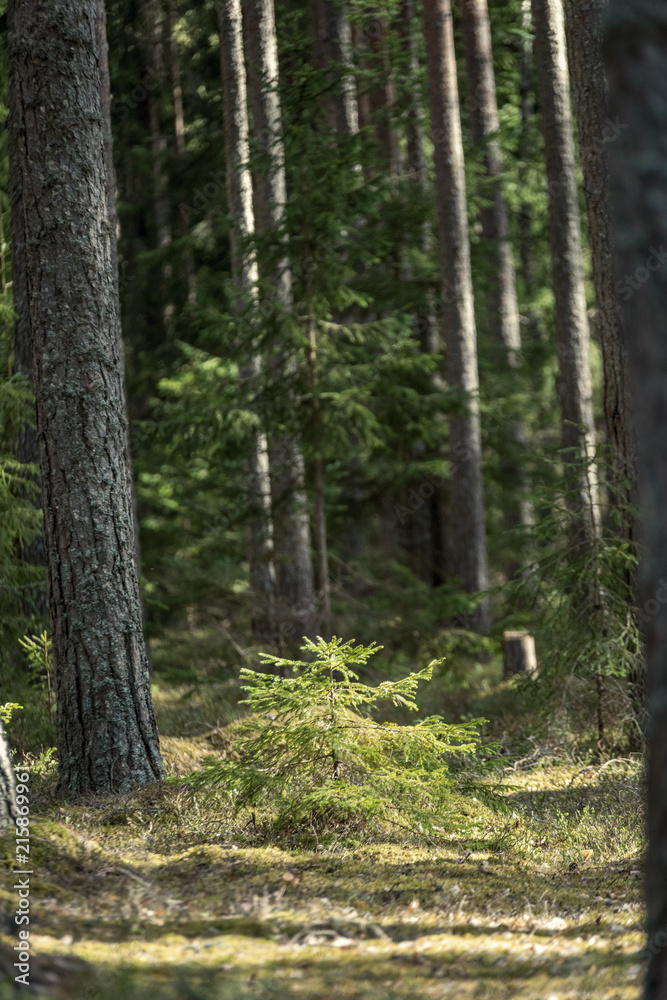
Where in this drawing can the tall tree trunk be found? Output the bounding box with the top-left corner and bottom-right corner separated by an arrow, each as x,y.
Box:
531,0 -> 600,552
7,0 -> 165,795
458,0 -> 533,557
166,0 -> 197,308
244,0 -> 317,649
605,5 -> 667,997
216,0 -> 278,643
364,12 -> 401,174
310,0 -> 359,135
422,0 -> 490,631
562,0 -> 638,538
146,0 -> 174,336
458,0 -> 521,357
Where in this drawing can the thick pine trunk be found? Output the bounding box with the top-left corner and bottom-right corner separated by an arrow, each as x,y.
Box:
422,0 -> 490,631
562,0 -> 637,539
244,0 -> 317,649
7,0 -> 165,795
216,0 -> 277,643
531,0 -> 600,552
605,6 -> 667,997
310,0 -> 359,135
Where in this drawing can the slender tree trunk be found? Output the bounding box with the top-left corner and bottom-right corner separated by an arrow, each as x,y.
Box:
531,0 -> 600,552
0,721 -> 17,829
458,0 -> 521,357
605,5 -> 667,997
244,0 -> 317,649
310,0 -> 359,135
423,0 -> 490,631
562,0 -> 638,537
216,0 -> 277,643
146,0 -> 174,335
7,0 -> 165,795
166,0 -> 197,308
364,12 -> 401,174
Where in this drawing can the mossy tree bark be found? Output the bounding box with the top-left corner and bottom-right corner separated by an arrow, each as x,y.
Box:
605,5 -> 667,997
244,0 -> 317,650
531,0 -> 600,553
7,0 -> 165,795
422,0 -> 490,631
216,0 -> 278,643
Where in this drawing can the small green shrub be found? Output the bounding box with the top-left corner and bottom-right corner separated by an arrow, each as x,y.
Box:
186,636 -> 492,842
18,630 -> 53,723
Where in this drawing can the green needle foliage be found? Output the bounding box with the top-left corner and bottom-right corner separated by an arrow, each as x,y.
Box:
187,636 -> 490,842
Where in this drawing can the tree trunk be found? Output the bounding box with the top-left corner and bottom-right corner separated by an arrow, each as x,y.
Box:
458,0 -> 522,357
503,631 -> 538,678
531,0 -> 600,552
0,721 -> 17,829
518,0 -> 541,342
310,0 -> 359,135
244,0 -> 317,650
146,0 -> 174,336
7,0 -> 165,795
422,0 -> 490,631
166,0 -> 197,309
216,0 -> 277,643
605,6 -> 667,997
458,0 -> 534,561
364,12 -> 401,174
562,0 -> 638,541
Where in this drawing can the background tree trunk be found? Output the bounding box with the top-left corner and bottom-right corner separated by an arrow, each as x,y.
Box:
244,0 -> 317,650
7,0 -> 165,795
310,0 -> 359,135
605,5 -> 667,997
531,0 -> 600,553
423,0 -> 490,631
562,0 -> 638,537
216,0 -> 278,643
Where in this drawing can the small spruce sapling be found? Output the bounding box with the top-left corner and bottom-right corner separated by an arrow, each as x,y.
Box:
187,636 -> 490,841
18,631 -> 53,724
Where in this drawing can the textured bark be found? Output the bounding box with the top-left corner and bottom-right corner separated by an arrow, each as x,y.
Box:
0,721 -> 17,829
422,0 -> 490,631
216,0 -> 278,642
166,0 -> 196,308
458,0 -> 521,357
244,0 -> 317,648
310,0 -> 359,135
605,6 -> 667,997
562,0 -> 638,544
7,0 -> 165,795
532,0 -> 600,551
7,16 -> 47,620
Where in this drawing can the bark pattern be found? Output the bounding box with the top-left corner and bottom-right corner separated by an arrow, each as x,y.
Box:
0,721 -> 17,829
7,0 -> 165,794
605,6 -> 667,998
310,0 -> 359,135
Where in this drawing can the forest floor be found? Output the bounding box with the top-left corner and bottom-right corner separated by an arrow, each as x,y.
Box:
0,681 -> 647,999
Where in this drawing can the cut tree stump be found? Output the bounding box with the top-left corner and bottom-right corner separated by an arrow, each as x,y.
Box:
503,631 -> 538,679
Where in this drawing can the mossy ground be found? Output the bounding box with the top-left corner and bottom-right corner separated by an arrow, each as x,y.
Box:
0,670 -> 647,998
